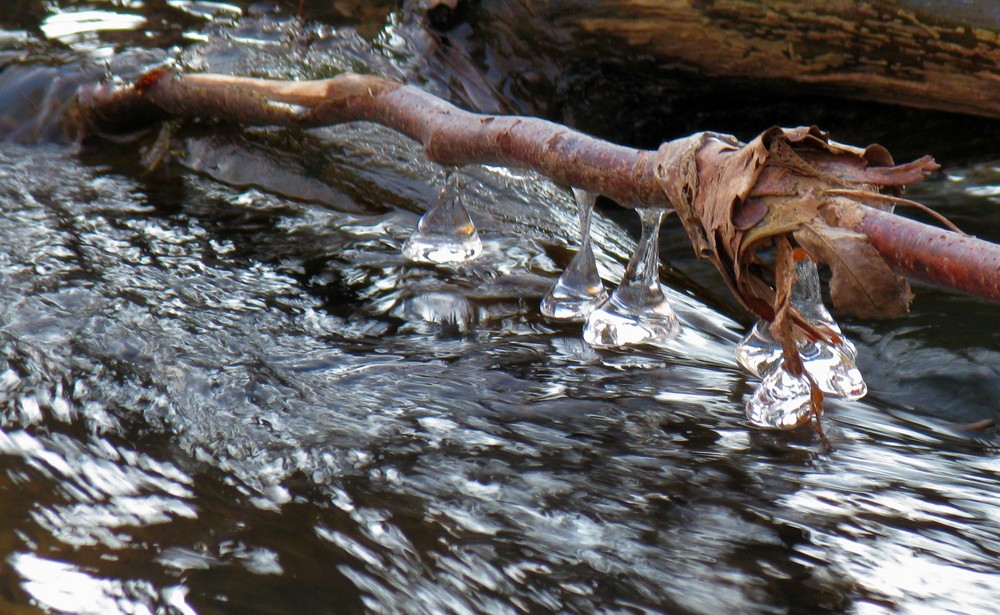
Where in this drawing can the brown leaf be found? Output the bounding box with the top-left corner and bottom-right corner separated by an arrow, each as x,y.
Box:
655,125 -> 927,321
732,198 -> 766,230
772,238 -> 804,378
771,239 -> 826,432
656,131 -> 741,262
794,225 -> 912,319
738,193 -> 820,262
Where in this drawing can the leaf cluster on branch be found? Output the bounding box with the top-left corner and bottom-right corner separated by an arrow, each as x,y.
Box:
655,127 -> 937,321
66,69 -> 1000,428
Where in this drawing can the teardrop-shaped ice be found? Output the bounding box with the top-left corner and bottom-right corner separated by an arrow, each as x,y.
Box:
799,341 -> 866,400
746,366 -> 814,430
734,320 -> 784,378
541,244 -> 609,321
583,207 -> 679,347
735,320 -> 863,395
735,256 -> 864,400
788,256 -> 857,359
541,188 -> 608,321
402,173 -> 482,264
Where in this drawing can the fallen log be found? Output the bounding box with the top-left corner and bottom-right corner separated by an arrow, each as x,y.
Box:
394,1 -> 1000,166
416,1 -> 1000,120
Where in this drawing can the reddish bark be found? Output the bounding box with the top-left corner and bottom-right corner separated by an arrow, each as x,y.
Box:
859,208 -> 1000,302
72,71 -> 1000,307
76,73 -> 664,208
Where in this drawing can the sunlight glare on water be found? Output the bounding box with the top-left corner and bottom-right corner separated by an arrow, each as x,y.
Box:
40,9 -> 146,57
1,5 -> 1000,614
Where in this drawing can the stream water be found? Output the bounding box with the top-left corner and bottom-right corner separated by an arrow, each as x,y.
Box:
1,2 -> 999,614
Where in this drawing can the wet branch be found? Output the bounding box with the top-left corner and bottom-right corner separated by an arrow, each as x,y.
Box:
857,207 -> 1000,302
76,71 -> 663,207
73,70 -> 1000,307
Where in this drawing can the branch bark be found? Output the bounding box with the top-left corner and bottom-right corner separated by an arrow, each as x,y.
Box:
71,70 -> 1000,309
76,71 -> 664,207
858,207 -> 1000,302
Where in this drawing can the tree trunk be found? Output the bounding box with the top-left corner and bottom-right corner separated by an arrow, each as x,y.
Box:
437,0 -> 1000,118
409,1 -> 1000,158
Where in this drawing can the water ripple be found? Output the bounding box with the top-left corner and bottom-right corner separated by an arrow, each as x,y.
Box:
0,14 -> 999,614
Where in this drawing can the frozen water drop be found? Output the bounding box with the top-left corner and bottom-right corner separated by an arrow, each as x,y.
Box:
583,207 -> 679,347
541,188 -> 608,321
581,291 -> 679,347
735,256 -> 865,400
800,342 -> 866,400
737,327 -> 867,400
734,320 -> 783,378
540,244 -> 609,321
402,173 -> 482,264
789,256 -> 857,359
746,367 -> 814,430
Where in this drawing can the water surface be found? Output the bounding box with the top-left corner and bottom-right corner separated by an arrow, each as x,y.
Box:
1,3 -> 999,614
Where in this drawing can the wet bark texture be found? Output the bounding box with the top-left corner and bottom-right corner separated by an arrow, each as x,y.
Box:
559,1 -> 1000,117
71,71 -> 1000,310
408,1 -> 1000,162
859,207 -> 1000,302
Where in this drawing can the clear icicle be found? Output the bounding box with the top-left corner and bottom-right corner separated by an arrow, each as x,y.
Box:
734,321 -> 785,378
402,172 -> 482,264
735,322 -> 863,398
799,342 -> 866,400
736,257 -> 864,396
541,188 -> 608,321
738,256 -> 867,429
583,207 -> 679,347
746,367 -> 814,430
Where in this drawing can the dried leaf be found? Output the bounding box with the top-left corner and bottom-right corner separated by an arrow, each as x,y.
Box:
771,239 -> 824,432
772,238 -> 803,378
654,125 -> 936,321
732,198 -> 766,230
655,130 -> 764,311
794,225 -> 913,319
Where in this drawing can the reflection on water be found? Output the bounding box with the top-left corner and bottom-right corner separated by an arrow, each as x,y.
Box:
40,10 -> 147,45
1,3 -> 1000,614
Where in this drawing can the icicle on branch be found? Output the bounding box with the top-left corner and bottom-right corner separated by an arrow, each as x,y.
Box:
68,68 -> 1000,431
70,69 -> 1000,311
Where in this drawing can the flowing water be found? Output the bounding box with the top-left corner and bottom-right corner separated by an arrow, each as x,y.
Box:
1,2 -> 999,614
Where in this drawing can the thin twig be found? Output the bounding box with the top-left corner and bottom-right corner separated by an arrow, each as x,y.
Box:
826,189 -> 963,234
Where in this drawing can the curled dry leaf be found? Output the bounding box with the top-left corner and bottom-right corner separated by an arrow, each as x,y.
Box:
655,127 -> 938,430
655,125 -> 939,322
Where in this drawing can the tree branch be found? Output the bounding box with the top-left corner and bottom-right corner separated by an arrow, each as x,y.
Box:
76,71 -> 663,207
72,70 -> 1000,308
858,207 -> 1000,302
